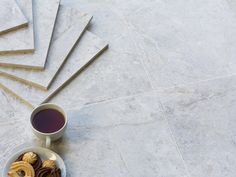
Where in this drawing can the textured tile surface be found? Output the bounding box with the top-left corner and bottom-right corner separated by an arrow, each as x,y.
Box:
53,96 -> 189,177
53,75 -> 236,177
0,0 -> 27,35
0,7 -> 92,90
0,0 -> 34,54
3,76 -> 236,176
50,50 -> 152,108
0,0 -> 60,69
0,31 -> 108,107
119,0 -> 236,88
2,0 -> 236,176
157,77 -> 236,177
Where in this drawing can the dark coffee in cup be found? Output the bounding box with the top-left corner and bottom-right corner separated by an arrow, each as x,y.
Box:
32,108 -> 65,133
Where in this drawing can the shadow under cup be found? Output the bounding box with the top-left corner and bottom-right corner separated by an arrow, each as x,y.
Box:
30,103 -> 67,148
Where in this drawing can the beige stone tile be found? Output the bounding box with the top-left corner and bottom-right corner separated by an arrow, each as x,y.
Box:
0,7 -> 92,90
0,0 -> 60,69
0,31 -> 108,108
0,0 -> 34,54
0,0 -> 27,35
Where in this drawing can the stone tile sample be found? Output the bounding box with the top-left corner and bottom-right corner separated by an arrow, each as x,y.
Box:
0,0 -> 27,35
0,0 -> 34,54
0,31 -> 108,107
0,0 -> 60,69
0,7 -> 92,90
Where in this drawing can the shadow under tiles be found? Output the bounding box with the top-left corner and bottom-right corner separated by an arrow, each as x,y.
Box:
0,6 -> 92,90
0,31 -> 108,108
0,0 -> 60,69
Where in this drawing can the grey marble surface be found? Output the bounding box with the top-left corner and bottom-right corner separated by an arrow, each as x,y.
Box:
0,31 -> 108,108
0,7 -> 92,90
0,0 -> 27,35
0,0 -> 34,54
0,0 -> 60,69
1,0 -> 236,176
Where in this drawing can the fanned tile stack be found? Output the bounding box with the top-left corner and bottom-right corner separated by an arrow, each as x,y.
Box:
0,0 -> 108,108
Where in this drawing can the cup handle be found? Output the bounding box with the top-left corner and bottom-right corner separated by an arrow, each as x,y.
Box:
46,136 -> 51,149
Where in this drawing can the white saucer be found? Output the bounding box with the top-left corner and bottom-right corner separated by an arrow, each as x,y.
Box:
2,146 -> 66,177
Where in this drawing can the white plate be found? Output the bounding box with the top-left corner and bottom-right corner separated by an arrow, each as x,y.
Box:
2,146 -> 66,177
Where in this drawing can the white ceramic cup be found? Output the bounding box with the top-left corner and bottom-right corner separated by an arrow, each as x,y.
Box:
30,103 -> 67,149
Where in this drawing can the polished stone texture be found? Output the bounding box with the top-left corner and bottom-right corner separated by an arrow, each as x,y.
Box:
0,0 -> 27,35
0,7 -> 92,90
1,0 -> 236,176
0,31 -> 108,107
0,0 -> 34,54
0,0 -> 60,69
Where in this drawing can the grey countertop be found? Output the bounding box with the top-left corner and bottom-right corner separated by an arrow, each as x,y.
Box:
1,0 -> 236,176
